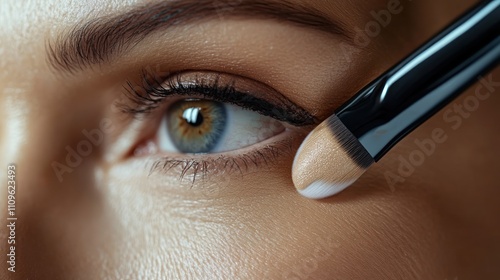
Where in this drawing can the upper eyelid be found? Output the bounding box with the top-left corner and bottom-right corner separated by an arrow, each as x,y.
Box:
119,70 -> 318,126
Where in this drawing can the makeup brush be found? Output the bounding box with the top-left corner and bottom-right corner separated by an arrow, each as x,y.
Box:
292,0 -> 500,199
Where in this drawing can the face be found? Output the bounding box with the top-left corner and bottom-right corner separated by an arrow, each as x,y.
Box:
2,0 -> 500,279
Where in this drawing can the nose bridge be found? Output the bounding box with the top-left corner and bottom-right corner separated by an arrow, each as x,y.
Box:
3,86 -> 93,186
1,78 -> 106,278
1,5 -> 112,277
0,74 -> 110,230
2,88 -> 27,163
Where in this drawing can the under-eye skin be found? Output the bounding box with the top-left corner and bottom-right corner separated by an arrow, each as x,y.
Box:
146,140 -> 296,186
120,70 -> 317,182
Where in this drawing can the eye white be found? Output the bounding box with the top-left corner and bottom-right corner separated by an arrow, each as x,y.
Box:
157,103 -> 285,154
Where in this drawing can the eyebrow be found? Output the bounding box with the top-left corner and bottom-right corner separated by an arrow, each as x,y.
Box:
46,0 -> 351,74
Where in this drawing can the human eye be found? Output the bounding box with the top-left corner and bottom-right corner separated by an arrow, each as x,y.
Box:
157,99 -> 285,154
119,70 -> 317,182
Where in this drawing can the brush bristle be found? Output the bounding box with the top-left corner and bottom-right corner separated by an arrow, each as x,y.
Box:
292,115 -> 374,199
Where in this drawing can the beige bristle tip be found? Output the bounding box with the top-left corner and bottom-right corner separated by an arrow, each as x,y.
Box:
292,118 -> 373,199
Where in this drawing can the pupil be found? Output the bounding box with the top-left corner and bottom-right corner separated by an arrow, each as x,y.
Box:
182,107 -> 204,127
167,99 -> 227,153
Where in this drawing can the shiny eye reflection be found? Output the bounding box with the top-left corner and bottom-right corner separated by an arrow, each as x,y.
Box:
157,99 -> 286,154
167,99 -> 227,153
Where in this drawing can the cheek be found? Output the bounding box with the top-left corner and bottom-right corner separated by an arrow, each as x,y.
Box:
100,152 -> 448,279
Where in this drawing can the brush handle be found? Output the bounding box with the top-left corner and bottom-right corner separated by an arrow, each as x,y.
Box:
335,0 -> 500,161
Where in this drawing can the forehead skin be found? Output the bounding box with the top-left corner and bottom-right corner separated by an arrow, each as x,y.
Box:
2,0 -> 500,279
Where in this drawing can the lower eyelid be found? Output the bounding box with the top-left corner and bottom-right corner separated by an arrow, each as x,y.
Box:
144,129 -> 303,185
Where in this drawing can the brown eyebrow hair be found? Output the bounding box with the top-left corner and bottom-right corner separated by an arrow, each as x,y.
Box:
46,0 -> 351,74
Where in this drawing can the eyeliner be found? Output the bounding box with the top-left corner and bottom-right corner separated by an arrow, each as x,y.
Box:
123,72 -> 316,126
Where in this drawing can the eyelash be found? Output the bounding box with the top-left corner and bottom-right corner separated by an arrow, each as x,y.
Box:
147,139 -> 294,187
122,71 -> 238,115
121,70 -> 316,126
120,70 -> 310,184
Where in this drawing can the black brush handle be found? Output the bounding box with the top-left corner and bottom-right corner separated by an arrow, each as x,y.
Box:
335,0 -> 500,161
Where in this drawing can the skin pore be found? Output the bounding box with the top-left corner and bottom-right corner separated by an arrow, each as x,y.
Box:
1,0 -> 499,279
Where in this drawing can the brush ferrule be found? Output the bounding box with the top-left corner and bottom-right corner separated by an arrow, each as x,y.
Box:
335,0 -> 500,161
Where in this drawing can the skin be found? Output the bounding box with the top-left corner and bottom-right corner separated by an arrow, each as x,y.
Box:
1,0 -> 499,279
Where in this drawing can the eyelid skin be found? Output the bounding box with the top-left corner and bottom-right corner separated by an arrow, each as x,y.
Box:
120,70 -> 318,126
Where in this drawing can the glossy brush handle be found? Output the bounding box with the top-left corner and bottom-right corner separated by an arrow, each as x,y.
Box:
335,0 -> 500,161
